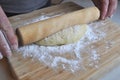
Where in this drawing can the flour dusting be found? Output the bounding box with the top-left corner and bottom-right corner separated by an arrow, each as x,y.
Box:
16,21 -> 106,73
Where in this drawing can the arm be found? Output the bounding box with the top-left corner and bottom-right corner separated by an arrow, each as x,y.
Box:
92,0 -> 118,19
0,6 -> 18,59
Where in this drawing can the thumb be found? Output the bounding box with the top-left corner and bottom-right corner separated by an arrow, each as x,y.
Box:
0,6 -> 18,50
0,30 -> 12,57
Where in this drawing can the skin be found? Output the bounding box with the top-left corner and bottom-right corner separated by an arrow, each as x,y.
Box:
0,6 -> 18,59
92,0 -> 118,19
0,0 -> 118,59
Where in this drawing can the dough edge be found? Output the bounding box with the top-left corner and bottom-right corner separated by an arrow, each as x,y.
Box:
35,24 -> 87,46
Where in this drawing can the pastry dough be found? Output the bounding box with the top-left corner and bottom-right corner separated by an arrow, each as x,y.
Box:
35,24 -> 87,46
16,7 -> 99,45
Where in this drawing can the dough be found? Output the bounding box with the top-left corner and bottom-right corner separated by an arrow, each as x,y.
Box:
35,24 -> 87,46
17,7 -> 99,45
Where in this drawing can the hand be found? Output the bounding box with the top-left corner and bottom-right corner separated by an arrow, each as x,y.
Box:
92,0 -> 118,20
0,6 -> 18,59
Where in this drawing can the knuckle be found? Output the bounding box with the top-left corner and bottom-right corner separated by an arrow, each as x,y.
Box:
110,0 -> 118,6
110,0 -> 118,10
109,0 -> 115,4
101,0 -> 109,5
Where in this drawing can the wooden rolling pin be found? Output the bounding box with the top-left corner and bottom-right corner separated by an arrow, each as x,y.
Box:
16,7 -> 100,45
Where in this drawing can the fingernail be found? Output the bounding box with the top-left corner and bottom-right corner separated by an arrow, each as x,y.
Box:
109,15 -> 113,18
11,44 -> 18,50
102,16 -> 105,20
6,50 -> 12,57
0,52 -> 3,60
100,16 -> 105,20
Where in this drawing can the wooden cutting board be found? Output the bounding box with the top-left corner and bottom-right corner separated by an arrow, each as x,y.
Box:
8,2 -> 120,80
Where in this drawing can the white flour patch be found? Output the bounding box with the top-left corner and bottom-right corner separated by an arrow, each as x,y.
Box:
16,21 -> 106,73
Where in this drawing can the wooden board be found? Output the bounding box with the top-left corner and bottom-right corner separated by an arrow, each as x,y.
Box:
8,2 -> 120,80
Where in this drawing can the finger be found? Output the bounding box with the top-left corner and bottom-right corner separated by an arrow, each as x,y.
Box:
0,31 -> 12,57
106,0 -> 118,17
0,6 -> 18,50
100,0 -> 109,19
0,52 -> 3,59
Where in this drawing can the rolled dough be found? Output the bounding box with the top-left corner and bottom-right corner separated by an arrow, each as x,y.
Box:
17,7 -> 99,45
35,24 -> 87,46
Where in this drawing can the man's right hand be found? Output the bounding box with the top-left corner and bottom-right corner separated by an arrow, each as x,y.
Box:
0,6 -> 18,59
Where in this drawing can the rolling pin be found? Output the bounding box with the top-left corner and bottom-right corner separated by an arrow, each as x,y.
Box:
16,7 -> 100,45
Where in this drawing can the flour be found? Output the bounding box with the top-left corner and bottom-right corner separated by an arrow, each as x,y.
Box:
16,21 -> 106,73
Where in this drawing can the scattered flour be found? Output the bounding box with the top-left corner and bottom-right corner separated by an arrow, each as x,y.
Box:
16,21 -> 106,73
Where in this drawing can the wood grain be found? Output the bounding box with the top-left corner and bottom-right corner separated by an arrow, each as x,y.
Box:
8,2 -> 120,80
